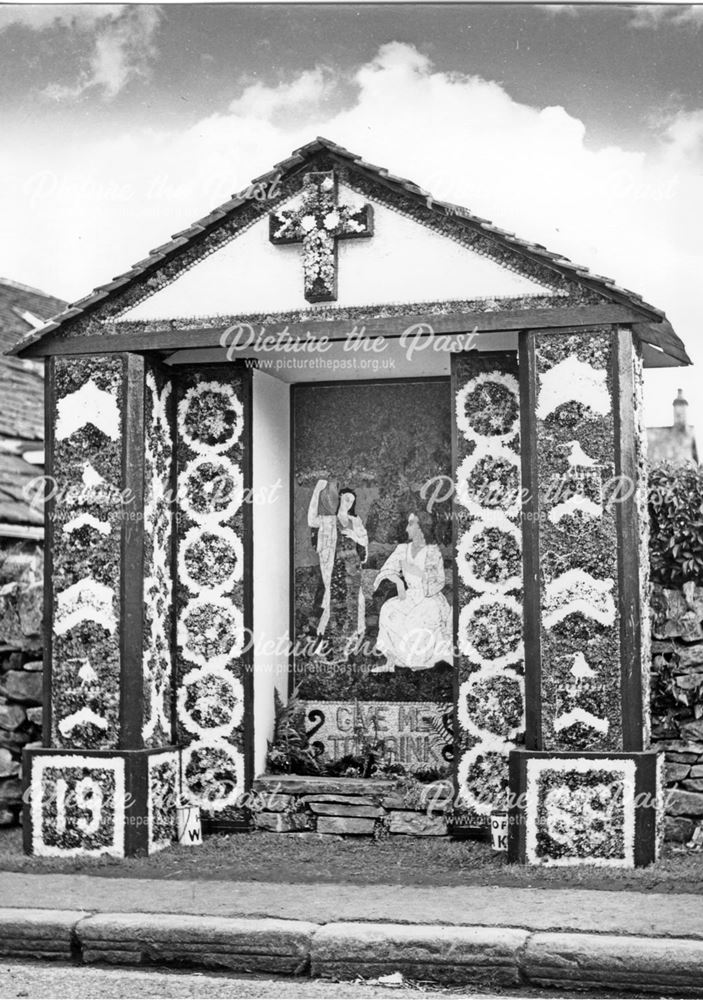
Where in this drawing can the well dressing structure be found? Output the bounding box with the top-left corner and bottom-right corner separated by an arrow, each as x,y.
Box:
11,138 -> 689,864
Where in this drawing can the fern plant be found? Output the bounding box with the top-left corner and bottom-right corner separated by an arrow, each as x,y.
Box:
266,685 -> 322,776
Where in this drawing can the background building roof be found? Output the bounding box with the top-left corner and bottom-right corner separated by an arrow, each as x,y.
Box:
0,278 -> 66,538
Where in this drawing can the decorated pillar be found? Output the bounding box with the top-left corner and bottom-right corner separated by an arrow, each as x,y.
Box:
509,326 -> 660,867
173,365 -> 253,833
23,353 -> 180,857
452,352 -> 525,824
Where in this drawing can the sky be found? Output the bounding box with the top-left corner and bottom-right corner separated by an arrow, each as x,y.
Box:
1,2 -> 702,429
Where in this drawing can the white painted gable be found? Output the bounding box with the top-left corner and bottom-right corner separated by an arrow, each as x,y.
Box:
120,182 -> 558,321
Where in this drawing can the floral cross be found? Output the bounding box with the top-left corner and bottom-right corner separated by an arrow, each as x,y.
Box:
269,170 -> 373,302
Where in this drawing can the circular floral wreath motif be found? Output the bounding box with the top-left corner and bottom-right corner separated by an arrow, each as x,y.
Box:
455,445 -> 521,519
458,593 -> 524,668
177,596 -> 245,668
456,740 -> 513,816
456,515 -> 522,593
182,741 -> 245,812
455,373 -> 520,445
178,525 -> 244,595
179,454 -> 243,524
177,665 -> 244,738
178,381 -> 243,456
457,672 -> 524,739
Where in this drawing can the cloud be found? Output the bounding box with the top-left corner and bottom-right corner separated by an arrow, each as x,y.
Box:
228,68 -> 334,121
2,41 -> 702,428
628,5 -> 703,29
0,6 -> 124,32
535,5 -> 580,16
0,5 -> 162,100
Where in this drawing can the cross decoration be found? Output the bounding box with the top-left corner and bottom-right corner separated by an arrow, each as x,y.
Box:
269,171 -> 373,303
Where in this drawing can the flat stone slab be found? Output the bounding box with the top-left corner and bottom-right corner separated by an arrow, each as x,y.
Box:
310,922 -> 527,986
0,908 -> 87,960
300,794 -> 380,805
253,812 -> 313,833
308,802 -> 383,818
388,812 -> 448,836
253,775 -> 396,796
76,913 -> 317,975
316,816 -> 376,836
524,932 -> 703,994
667,789 -> 703,816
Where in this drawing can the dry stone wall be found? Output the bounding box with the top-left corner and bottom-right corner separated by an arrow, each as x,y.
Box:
651,582 -> 703,845
0,544 -> 43,824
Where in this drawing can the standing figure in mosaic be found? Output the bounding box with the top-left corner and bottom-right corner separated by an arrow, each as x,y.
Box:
308,480 -> 368,657
372,510 -> 451,672
307,478 -> 339,636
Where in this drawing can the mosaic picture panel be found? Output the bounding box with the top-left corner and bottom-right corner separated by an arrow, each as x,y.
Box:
292,380 -> 453,777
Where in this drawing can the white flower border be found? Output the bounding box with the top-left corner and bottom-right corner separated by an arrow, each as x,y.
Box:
178,453 -> 244,525
455,371 -> 520,446
177,595 -> 245,669
525,757 -> 635,868
177,665 -> 245,739
54,577 -> 117,636
458,592 -> 524,668
543,569 -> 615,630
456,515 -> 522,593
455,444 -> 521,520
146,370 -> 172,430
31,754 -> 125,858
536,355 -> 611,421
456,736 -> 515,815
177,380 -> 243,455
181,739 -> 246,813
178,524 -> 244,596
457,669 -> 525,740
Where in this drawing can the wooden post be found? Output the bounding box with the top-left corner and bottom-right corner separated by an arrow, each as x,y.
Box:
518,332 -> 542,750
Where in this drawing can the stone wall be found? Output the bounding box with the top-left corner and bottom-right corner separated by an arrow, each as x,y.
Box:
0,544 -> 43,825
251,775 -> 453,837
651,582 -> 703,845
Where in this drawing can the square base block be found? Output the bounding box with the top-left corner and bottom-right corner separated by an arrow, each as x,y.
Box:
22,747 -> 181,858
508,750 -> 662,868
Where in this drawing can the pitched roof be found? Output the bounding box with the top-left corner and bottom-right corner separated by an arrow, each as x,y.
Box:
0,278 -> 66,534
8,137 -> 690,365
0,277 -> 65,355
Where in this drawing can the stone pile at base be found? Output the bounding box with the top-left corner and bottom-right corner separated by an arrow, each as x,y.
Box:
251,775 -> 455,838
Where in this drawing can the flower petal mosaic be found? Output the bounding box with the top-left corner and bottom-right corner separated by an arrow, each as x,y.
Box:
143,365 -> 174,747
175,369 -> 249,820
534,332 -> 621,751
51,356 -> 124,750
454,355 -> 525,815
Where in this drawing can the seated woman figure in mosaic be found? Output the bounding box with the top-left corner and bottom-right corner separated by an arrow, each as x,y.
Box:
371,510 -> 452,672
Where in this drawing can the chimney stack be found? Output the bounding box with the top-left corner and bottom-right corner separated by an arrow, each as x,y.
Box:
673,388 -> 688,430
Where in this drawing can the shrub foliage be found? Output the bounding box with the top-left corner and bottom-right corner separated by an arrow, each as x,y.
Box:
649,462 -> 703,588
